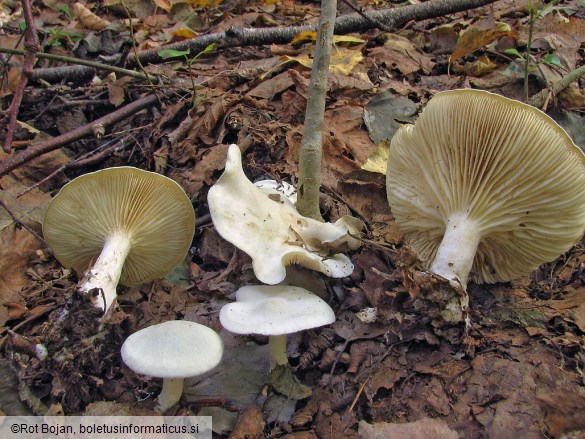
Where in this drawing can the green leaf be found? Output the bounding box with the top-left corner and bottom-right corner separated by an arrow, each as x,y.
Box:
157,48 -> 190,60
189,43 -> 217,62
57,5 -> 72,21
503,48 -> 524,59
18,21 -> 26,31
543,53 -> 561,68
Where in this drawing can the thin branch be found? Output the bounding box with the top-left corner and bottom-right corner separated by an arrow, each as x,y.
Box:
528,64 -> 585,109
296,0 -> 337,221
0,94 -> 160,178
338,0 -> 393,32
3,0 -> 40,152
0,47 -> 158,82
0,197 -> 47,246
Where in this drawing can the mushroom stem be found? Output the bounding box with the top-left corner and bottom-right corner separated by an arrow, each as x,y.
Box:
78,233 -> 132,313
429,212 -> 480,290
156,378 -> 185,413
268,335 -> 289,369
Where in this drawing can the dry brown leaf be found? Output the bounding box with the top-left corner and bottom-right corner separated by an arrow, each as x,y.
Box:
359,418 -> 458,439
539,390 -> 585,437
0,225 -> 39,326
450,16 -> 515,62
453,54 -> 498,77
72,3 -> 111,31
283,46 -> 363,75
105,0 -> 155,19
546,289 -> 585,332
368,34 -> 434,75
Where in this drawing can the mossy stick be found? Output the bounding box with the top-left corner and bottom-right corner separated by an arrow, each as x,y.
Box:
297,0 -> 337,221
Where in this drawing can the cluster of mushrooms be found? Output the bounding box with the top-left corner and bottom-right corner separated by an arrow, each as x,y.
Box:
40,89 -> 585,413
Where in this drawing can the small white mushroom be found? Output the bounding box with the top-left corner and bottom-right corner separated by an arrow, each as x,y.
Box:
386,89 -> 585,295
121,320 -> 223,412
42,167 -> 195,314
208,144 -> 362,284
219,285 -> 335,368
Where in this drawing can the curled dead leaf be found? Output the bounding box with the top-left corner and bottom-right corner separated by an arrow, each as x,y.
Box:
73,3 -> 110,31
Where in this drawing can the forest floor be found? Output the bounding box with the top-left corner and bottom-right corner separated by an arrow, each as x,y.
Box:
1,0 -> 585,437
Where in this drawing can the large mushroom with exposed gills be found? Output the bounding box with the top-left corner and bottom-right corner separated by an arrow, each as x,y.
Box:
386,89 -> 585,310
43,167 -> 195,315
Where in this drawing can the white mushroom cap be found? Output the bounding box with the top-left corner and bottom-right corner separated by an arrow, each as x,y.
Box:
386,89 -> 585,285
208,145 -> 362,284
43,167 -> 195,286
121,320 -> 223,412
219,285 -> 336,336
121,320 -> 223,379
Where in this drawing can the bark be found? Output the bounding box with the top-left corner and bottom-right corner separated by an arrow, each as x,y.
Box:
296,0 -> 337,221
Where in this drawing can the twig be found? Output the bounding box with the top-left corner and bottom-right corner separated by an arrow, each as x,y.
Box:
297,0 -> 337,222
15,139 -> 122,198
20,0 -> 497,83
0,197 -> 47,246
0,93 -> 160,178
338,0 -> 393,32
3,0 -> 40,153
528,64 -> 585,109
0,47 -> 159,82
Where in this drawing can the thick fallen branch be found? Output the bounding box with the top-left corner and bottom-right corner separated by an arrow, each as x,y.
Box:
28,0 -> 497,83
0,94 -> 160,178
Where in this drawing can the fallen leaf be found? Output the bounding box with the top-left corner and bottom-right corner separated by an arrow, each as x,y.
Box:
188,0 -> 222,7
283,46 -> 363,75
361,141 -> 389,174
72,3 -> 110,31
538,390 -> 585,437
291,31 -> 366,46
450,16 -> 514,62
453,54 -> 498,77
368,34 -> 435,75
546,290 -> 585,332
104,0 -> 155,20
359,417 -> 458,439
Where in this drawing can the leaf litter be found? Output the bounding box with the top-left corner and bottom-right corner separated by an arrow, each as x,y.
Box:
1,0 -> 584,437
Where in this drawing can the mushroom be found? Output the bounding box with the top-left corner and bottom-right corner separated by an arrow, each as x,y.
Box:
208,144 -> 362,285
386,89 -> 585,299
121,320 -> 223,412
219,285 -> 335,368
42,167 -> 195,315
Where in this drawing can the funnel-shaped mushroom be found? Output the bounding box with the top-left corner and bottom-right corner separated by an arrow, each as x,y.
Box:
208,144 -> 362,284
121,320 -> 223,412
43,167 -> 195,314
220,285 -> 335,368
386,89 -> 585,293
